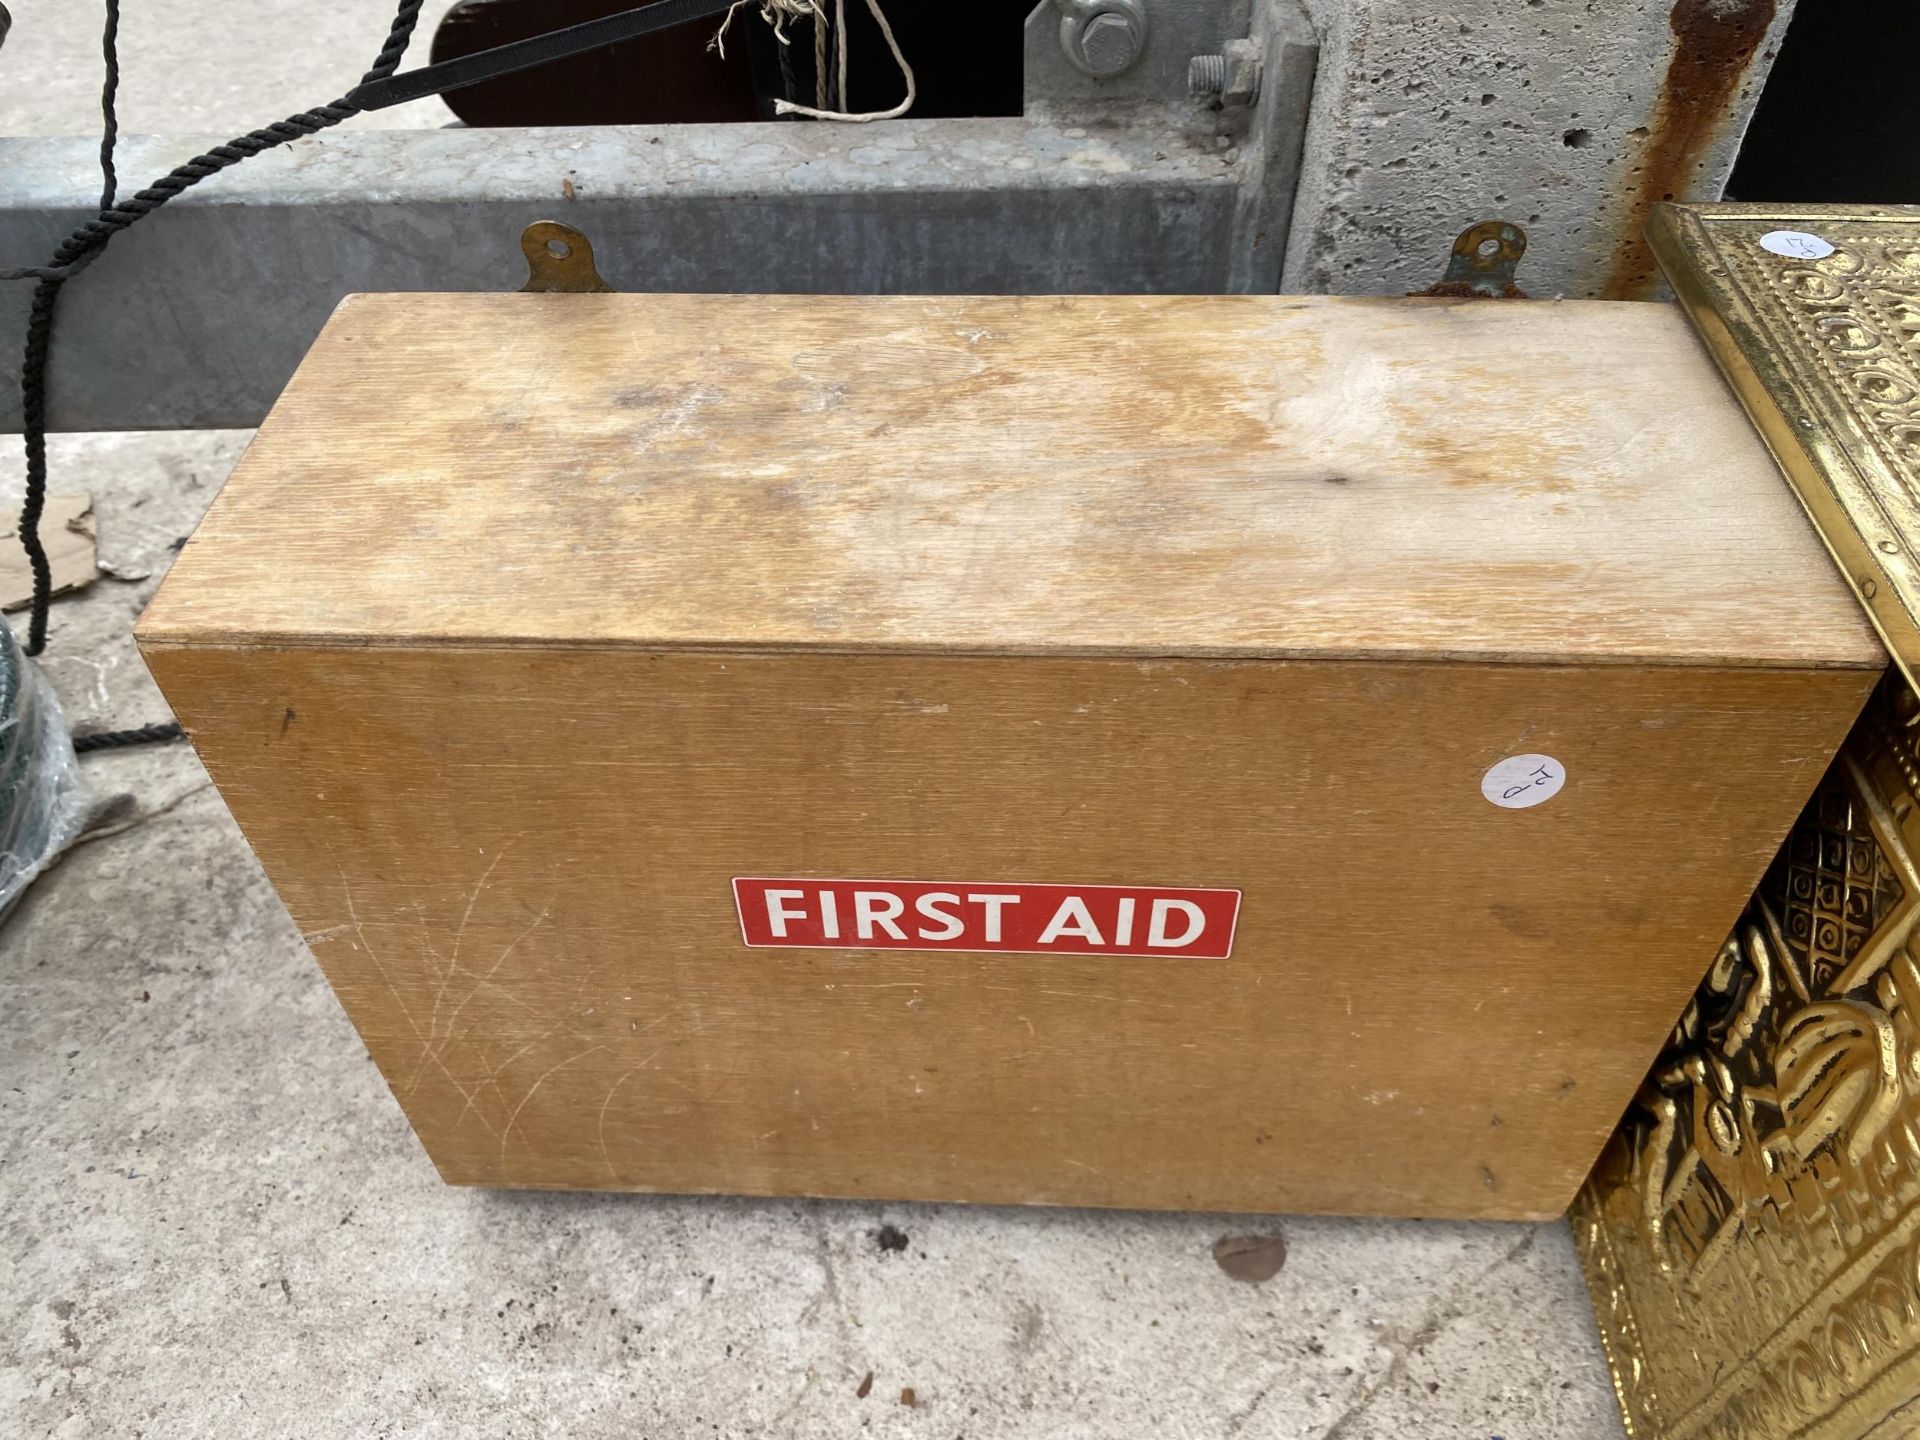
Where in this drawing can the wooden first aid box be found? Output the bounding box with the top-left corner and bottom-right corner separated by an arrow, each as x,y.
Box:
138,292 -> 1884,1219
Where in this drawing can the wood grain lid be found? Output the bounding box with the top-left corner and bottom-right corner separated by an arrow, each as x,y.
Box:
138,290 -> 1882,670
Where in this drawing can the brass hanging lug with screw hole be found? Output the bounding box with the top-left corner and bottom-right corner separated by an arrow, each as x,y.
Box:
519,221 -> 614,293
1413,220 -> 1529,299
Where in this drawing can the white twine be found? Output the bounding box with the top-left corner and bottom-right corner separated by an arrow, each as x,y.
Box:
709,0 -> 817,59
834,0 -> 848,112
712,0 -> 915,124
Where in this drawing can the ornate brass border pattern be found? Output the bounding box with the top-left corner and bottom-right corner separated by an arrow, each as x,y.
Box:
1647,203 -> 1920,689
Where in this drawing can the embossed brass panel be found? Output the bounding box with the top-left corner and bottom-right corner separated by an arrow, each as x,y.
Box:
1577,205 -> 1920,1440
1576,676 -> 1920,1439
1649,203 -> 1920,688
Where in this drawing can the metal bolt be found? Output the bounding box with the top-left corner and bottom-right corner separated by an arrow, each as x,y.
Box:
1055,0 -> 1146,80
1189,40 -> 1263,107
1080,12 -> 1140,77
1188,54 -> 1226,95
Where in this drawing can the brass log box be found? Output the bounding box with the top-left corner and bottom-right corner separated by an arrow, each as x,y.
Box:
136,286 -> 1884,1219
1575,205 -> 1920,1440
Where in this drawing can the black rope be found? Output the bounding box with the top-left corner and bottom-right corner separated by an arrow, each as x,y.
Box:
98,0 -> 119,210
776,24 -> 799,111
72,721 -> 185,754
8,0 -> 427,657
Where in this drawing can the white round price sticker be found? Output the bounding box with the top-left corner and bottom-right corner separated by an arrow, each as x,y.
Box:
1482,754 -> 1565,810
1760,230 -> 1835,261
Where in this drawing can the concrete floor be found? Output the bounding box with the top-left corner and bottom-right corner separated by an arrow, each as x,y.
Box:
0,6 -> 1627,1437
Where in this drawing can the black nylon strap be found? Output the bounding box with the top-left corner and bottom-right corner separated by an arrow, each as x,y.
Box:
345,0 -> 737,111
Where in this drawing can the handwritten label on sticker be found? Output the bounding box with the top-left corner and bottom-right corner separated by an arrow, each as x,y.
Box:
1760,230 -> 1835,261
1482,754 -> 1565,810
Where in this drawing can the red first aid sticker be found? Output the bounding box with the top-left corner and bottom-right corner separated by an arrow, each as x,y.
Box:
732,878 -> 1241,959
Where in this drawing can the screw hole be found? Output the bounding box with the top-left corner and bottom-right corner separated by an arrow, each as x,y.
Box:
1476,238 -> 1501,258
546,239 -> 571,259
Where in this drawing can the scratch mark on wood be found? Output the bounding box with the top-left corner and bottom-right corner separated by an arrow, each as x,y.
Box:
499,1043 -> 608,1165
439,1023 -> 568,1138
407,900 -> 554,1096
595,1047 -> 669,1182
424,838 -> 519,1049
334,863 -> 425,1046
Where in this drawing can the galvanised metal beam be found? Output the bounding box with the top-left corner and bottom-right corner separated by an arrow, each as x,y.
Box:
1,89 -> 1313,432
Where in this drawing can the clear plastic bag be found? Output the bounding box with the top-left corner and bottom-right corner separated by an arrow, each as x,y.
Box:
0,615 -> 91,916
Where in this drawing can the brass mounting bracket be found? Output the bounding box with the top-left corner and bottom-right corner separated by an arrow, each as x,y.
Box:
1414,220 -> 1529,300
519,221 -> 614,293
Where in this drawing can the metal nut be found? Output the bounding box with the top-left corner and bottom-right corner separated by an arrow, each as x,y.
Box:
1079,12 -> 1139,77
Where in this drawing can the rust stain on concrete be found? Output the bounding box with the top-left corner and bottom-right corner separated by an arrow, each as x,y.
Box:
1603,0 -> 1778,300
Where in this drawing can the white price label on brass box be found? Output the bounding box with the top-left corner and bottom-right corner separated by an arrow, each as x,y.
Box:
1759,230 -> 1835,260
